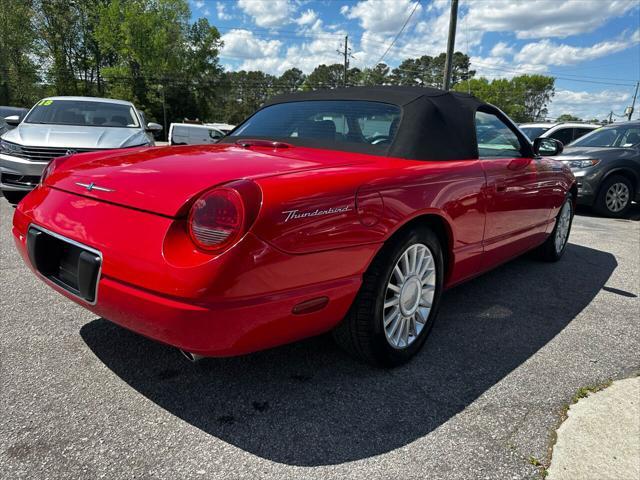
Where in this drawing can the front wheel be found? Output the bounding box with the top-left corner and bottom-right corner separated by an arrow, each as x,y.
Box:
333,226 -> 444,367
535,196 -> 573,262
594,175 -> 634,218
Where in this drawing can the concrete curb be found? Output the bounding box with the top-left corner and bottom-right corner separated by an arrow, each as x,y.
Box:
548,376 -> 640,480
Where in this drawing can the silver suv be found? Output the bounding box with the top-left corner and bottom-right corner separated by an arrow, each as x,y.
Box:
0,96 -> 162,204
519,122 -> 600,145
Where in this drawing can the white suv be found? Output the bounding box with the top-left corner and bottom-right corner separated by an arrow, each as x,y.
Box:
519,122 -> 600,146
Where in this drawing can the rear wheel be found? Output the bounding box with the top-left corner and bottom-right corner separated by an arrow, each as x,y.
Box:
594,175 -> 633,218
333,226 -> 444,367
1,190 -> 27,205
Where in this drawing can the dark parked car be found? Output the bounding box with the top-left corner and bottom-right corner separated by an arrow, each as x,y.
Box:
0,106 -> 29,131
557,121 -> 640,217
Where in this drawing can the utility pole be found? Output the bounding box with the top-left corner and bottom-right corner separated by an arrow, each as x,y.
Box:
339,35 -> 349,87
161,83 -> 167,141
627,81 -> 639,120
442,0 -> 459,91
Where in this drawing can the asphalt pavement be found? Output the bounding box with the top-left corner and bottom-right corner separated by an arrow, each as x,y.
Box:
1,198 -> 639,479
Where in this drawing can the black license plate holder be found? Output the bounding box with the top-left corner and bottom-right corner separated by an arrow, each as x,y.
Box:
27,226 -> 102,304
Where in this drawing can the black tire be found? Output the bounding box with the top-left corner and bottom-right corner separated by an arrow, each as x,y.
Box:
2,190 -> 27,205
535,195 -> 573,262
594,175 -> 634,218
333,226 -> 444,367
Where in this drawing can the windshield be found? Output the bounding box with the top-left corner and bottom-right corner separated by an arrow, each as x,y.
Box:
519,126 -> 549,140
25,100 -> 140,128
571,125 -> 640,148
230,101 -> 401,151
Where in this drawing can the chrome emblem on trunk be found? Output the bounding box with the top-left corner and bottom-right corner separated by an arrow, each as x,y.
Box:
75,182 -> 115,193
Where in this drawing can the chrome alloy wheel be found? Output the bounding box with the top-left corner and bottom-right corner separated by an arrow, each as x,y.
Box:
605,182 -> 630,213
555,200 -> 572,254
383,243 -> 436,349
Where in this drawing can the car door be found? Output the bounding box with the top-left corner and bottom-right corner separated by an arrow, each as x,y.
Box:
208,129 -> 224,143
547,126 -> 574,147
572,127 -> 595,142
476,110 -> 550,265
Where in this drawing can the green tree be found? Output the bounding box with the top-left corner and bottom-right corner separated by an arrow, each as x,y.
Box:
389,52 -> 474,87
454,74 -> 555,123
220,70 -> 277,124
0,0 -> 41,106
361,63 -> 390,86
92,0 -> 222,131
276,68 -> 306,93
304,64 -> 360,89
556,113 -> 581,122
511,74 -> 555,122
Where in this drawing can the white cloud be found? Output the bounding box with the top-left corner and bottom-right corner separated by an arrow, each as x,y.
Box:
490,42 -> 514,58
234,17 -> 347,75
237,0 -> 295,28
343,0 -> 422,35
515,30 -> 640,66
469,55 -> 514,78
548,89 -> 632,120
194,0 -> 205,9
216,2 -> 232,21
296,9 -> 318,26
220,29 -> 282,60
465,0 -> 638,39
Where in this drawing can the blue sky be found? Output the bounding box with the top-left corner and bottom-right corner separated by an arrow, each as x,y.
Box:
190,0 -> 640,121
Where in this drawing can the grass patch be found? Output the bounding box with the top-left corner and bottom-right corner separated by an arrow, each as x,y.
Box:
571,381 -> 612,403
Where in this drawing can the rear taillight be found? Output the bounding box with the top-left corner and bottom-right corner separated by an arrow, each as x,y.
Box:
188,187 -> 247,252
40,155 -> 71,185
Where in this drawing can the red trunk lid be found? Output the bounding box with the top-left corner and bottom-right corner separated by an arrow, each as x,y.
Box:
47,144 -> 370,217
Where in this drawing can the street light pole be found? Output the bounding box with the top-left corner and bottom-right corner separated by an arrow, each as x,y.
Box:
442,0 -> 459,91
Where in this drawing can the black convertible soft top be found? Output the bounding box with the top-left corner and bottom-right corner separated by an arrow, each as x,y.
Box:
228,86 -> 532,160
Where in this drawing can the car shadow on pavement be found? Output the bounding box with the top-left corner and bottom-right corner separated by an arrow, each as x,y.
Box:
81,243 -> 616,467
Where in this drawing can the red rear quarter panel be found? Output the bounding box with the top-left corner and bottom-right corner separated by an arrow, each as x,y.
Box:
254,156 -> 487,286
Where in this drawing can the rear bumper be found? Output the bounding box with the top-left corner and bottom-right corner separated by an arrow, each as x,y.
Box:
13,186 -> 377,356
0,153 -> 47,191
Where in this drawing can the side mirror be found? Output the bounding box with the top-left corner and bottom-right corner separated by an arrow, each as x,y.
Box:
533,137 -> 563,156
4,115 -> 20,127
146,122 -> 163,132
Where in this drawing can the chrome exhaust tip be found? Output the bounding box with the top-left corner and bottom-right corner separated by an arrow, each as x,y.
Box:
180,349 -> 205,362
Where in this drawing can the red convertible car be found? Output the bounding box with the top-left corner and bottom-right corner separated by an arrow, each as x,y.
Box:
13,87 -> 575,366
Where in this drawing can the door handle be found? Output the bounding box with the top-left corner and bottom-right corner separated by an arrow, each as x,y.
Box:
494,178 -> 507,192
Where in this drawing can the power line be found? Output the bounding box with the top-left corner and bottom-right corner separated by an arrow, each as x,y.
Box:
357,37 -> 639,83
374,0 -> 421,67
469,61 -> 637,87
